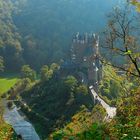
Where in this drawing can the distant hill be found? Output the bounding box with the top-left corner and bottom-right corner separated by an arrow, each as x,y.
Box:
0,0 -> 125,71
12,0 -> 124,69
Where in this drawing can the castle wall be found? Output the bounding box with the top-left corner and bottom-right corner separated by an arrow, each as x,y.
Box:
70,33 -> 102,84
72,42 -> 87,64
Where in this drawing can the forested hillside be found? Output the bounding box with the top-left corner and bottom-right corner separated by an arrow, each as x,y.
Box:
0,0 -> 24,71
18,75 -> 94,138
14,0 -> 122,70
0,0 -> 140,140
0,0 -> 123,71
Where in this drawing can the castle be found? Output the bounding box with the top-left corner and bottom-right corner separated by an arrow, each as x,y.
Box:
61,32 -> 102,85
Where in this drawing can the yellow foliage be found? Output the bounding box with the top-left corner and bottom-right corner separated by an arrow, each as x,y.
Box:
0,123 -> 14,140
51,105 -> 106,138
0,101 -> 16,140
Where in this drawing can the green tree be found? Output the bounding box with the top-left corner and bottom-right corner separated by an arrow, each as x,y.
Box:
40,65 -> 54,81
65,76 -> 78,91
21,65 -> 36,81
76,85 -> 88,95
0,56 -> 4,72
50,63 -> 60,72
47,69 -> 53,80
0,0 -> 24,71
40,65 -> 49,81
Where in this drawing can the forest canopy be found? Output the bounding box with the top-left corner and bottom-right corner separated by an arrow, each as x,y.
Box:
0,0 -> 123,71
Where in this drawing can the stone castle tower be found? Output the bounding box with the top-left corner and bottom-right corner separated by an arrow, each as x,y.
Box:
71,32 -> 102,84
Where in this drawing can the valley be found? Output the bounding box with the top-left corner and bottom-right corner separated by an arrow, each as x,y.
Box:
0,0 -> 140,140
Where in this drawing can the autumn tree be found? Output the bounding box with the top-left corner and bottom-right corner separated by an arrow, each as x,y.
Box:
131,0 -> 140,12
103,5 -> 140,78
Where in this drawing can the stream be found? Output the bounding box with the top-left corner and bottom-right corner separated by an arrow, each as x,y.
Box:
2,100 -> 40,140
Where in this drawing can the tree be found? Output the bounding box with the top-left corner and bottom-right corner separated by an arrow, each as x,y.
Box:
47,69 -> 53,80
40,65 -> 54,81
21,65 -> 36,81
0,0 -> 24,71
103,5 -> 140,78
0,56 -> 4,72
50,63 -> 60,72
131,0 -> 140,12
40,65 -> 49,81
76,85 -> 88,95
65,76 -> 78,91
99,65 -> 132,100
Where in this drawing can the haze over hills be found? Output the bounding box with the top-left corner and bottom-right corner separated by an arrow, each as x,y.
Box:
15,0 -> 122,30
1,1 -> 140,140
0,0 -> 125,71
14,0 -> 124,40
11,0 -> 125,69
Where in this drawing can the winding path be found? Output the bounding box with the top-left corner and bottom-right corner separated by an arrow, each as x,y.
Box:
89,86 -> 116,121
3,100 -> 40,140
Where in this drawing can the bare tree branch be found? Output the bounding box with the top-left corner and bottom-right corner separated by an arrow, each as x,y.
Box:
102,5 -> 140,78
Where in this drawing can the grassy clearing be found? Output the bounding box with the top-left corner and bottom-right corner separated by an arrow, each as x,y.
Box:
0,74 -> 19,95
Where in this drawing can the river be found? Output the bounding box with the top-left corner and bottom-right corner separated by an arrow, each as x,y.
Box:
3,100 -> 40,140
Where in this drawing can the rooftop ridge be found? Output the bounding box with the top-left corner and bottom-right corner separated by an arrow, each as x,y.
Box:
72,32 -> 99,45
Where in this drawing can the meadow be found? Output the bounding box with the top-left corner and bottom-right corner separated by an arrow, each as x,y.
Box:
0,74 -> 19,95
